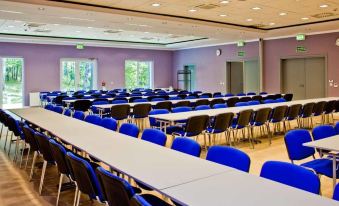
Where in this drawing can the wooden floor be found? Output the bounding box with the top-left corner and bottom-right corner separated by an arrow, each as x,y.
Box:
0,117 -> 337,206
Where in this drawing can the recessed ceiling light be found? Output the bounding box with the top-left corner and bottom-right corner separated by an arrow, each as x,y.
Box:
87,26 -> 93,29
219,14 -> 227,17
320,4 -> 328,8
0,10 -> 23,14
7,25 -> 15,28
301,17 -> 309,20
144,31 -> 150,34
279,12 -> 287,16
38,7 -> 45,11
252,7 -> 261,10
269,22 -> 276,26
151,3 -> 161,7
53,24 -> 60,26
75,30 -> 81,33
246,18 -> 253,21
189,9 -> 197,12
14,20 -> 22,23
220,0 -> 229,4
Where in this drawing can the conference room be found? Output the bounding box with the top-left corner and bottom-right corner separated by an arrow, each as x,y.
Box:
0,0 -> 339,205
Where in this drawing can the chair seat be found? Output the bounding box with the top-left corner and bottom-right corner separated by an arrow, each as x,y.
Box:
141,194 -> 172,206
206,127 -> 224,134
301,158 -> 339,178
250,121 -> 265,126
232,124 -> 245,129
165,126 -> 182,135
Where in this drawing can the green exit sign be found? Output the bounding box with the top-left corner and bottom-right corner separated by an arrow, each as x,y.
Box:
237,41 -> 245,47
238,51 -> 245,57
76,43 -> 85,49
296,46 -> 307,52
296,34 -> 306,41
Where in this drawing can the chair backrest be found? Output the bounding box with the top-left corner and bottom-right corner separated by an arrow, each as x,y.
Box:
73,100 -> 92,112
53,106 -> 64,114
154,101 -> 172,110
210,98 -> 226,107
132,104 -> 152,118
119,123 -> 139,138
171,137 -> 201,157
100,118 -> 118,131
141,129 -> 167,146
239,97 -> 252,102
148,109 -> 170,126
283,93 -> 293,101
195,105 -> 211,110
66,152 -> 104,201
226,97 -> 239,107
185,115 -> 210,135
212,104 -> 227,109
284,129 -> 315,161
49,139 -> 71,176
174,101 -> 191,107
85,115 -> 102,126
44,104 -> 54,111
195,99 -> 210,106
323,100 -> 336,114
34,132 -> 54,162
260,161 -> 320,194
210,113 -> 234,132
64,108 -> 72,117
335,100 -> 339,112
313,101 -> 326,116
235,109 -> 253,127
172,106 -> 192,113
206,146 -> 250,172
73,110 -> 85,120
285,104 -> 302,120
333,183 -> 339,201
312,125 -> 337,141
111,104 -> 130,120
301,102 -> 315,118
251,95 -> 262,101
270,105 -> 288,122
96,167 -> 134,206
253,108 -> 272,125
22,125 -> 39,151
130,195 -> 152,206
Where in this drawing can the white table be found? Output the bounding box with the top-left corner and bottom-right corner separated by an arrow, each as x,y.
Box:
9,108 -> 232,191
162,170 -> 338,206
304,135 -> 339,189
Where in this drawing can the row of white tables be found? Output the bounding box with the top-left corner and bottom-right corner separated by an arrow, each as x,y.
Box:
8,107 -> 338,205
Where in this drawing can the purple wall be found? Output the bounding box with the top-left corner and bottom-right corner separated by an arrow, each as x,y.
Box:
263,32 -> 339,96
0,42 -> 173,105
172,42 -> 259,92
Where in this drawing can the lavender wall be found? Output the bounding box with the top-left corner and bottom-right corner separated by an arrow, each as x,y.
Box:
172,42 -> 259,93
263,32 -> 339,96
0,42 -> 173,105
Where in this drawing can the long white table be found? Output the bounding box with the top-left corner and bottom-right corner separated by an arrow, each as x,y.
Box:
304,135 -> 339,189
162,170 -> 338,206
8,107 -> 337,205
9,108 -> 232,191
150,97 -> 339,125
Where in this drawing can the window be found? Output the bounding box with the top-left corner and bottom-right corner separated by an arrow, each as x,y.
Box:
60,58 -> 97,91
125,60 -> 153,90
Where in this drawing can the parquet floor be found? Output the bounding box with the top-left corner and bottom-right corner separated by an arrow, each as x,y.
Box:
0,116 -> 337,206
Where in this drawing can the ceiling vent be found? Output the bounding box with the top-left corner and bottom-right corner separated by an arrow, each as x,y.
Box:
103,30 -> 122,34
311,12 -> 336,18
195,4 -> 219,10
34,29 -> 52,33
25,22 -> 46,28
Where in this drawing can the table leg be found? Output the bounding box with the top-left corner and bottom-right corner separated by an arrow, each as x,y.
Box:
333,154 -> 337,190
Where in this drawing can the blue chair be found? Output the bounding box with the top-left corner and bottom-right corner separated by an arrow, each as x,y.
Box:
84,115 -> 102,126
275,98 -> 287,103
171,137 -> 201,157
225,93 -> 234,97
141,129 -> 167,146
195,105 -> 211,110
235,102 -> 248,107
63,108 -> 72,117
119,123 -> 139,138
284,129 -> 338,179
212,103 -> 227,109
336,122 -> 339,135
206,146 -> 250,172
112,99 -> 128,104
312,125 -> 337,141
44,104 -> 54,111
260,161 -> 320,194
247,92 -> 256,95
185,96 -> 197,100
333,183 -> 339,201
149,109 -> 170,128
172,106 -> 192,113
237,92 -> 246,96
134,98 -> 148,103
151,98 -> 165,102
91,100 -> 109,115
169,96 -> 182,100
73,111 -> 85,121
95,167 -> 170,206
100,118 -> 117,131
260,92 -> 268,95
248,100 -> 260,105
66,152 -> 104,205
53,106 -> 64,114
263,99 -> 275,104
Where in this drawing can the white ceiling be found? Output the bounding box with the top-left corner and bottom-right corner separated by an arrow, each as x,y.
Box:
0,0 -> 338,49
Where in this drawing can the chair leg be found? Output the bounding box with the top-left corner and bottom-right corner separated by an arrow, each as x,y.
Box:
7,133 -> 14,157
13,138 -> 20,162
266,123 -> 272,145
24,146 -> 31,169
4,130 -> 10,151
56,173 -> 64,206
29,151 -> 38,181
19,141 -> 26,167
75,190 -> 81,206
39,160 -> 48,195
0,124 -> 3,140
73,187 -> 79,206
